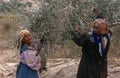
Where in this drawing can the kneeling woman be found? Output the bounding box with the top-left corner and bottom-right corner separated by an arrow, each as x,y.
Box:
16,30 -> 41,78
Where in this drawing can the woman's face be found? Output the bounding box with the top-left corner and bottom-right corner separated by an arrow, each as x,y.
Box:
22,33 -> 32,46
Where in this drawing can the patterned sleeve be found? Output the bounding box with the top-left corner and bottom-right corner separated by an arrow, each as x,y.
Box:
20,50 -> 41,70
32,39 -> 42,51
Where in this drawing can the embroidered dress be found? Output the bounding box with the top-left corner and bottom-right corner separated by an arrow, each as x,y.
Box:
16,45 -> 41,78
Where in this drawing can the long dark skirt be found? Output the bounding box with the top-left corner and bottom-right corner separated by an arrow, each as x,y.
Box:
77,55 -> 107,78
16,62 -> 39,78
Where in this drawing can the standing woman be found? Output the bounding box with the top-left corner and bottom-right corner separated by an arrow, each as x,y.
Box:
71,18 -> 111,78
16,30 -> 41,78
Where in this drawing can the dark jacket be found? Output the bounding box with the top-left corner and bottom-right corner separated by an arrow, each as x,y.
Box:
72,31 -> 110,78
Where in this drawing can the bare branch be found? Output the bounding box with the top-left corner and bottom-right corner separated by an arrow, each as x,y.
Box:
57,3 -> 75,13
76,14 -> 88,27
109,22 -> 120,28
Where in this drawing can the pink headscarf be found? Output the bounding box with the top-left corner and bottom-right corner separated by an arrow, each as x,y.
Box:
92,19 -> 107,29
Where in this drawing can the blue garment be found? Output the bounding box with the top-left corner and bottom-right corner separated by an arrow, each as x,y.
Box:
16,45 -> 39,78
93,31 -> 109,55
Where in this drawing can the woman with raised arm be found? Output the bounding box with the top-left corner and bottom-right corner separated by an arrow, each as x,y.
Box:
16,30 -> 41,78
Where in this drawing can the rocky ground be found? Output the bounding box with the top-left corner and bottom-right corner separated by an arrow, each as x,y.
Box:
0,50 -> 120,78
